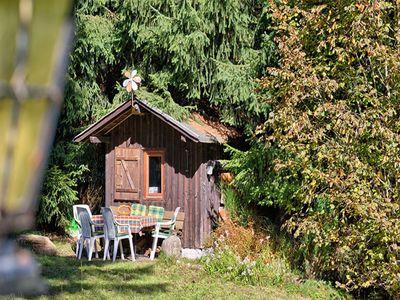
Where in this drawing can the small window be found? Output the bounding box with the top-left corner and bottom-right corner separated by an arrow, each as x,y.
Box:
144,150 -> 164,199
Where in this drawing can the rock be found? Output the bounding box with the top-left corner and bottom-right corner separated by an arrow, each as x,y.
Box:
17,234 -> 58,256
161,236 -> 181,258
181,248 -> 209,259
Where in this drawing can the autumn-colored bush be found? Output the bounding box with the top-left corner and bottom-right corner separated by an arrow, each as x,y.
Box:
203,220 -> 295,285
202,220 -> 346,298
206,220 -> 272,262
226,0 -> 400,297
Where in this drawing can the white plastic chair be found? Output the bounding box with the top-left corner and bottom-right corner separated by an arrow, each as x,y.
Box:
150,207 -> 181,260
73,204 -> 102,258
73,204 -> 92,220
77,208 -> 104,261
102,207 -> 135,262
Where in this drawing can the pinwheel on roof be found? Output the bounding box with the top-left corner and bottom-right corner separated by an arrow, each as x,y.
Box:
123,69 -> 141,95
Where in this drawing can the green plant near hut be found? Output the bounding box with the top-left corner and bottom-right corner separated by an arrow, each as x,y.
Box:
226,0 -> 400,297
38,164 -> 88,231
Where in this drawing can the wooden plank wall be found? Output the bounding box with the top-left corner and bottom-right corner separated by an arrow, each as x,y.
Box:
104,111 -> 222,248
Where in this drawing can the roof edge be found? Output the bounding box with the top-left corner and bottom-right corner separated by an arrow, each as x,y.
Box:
135,100 -> 202,142
73,98 -> 208,143
73,100 -> 133,143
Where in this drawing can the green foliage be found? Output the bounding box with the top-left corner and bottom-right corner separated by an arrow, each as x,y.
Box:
134,87 -> 194,121
202,248 -> 264,285
220,183 -> 252,226
227,0 -> 400,296
225,143 -> 296,209
63,0 -> 277,128
38,165 -> 88,231
114,0 -> 274,128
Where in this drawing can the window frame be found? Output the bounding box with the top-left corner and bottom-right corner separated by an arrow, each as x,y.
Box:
143,149 -> 165,200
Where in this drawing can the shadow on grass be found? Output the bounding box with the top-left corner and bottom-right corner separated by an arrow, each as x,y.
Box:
37,255 -> 168,298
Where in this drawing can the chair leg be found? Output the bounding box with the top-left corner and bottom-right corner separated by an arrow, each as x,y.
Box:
94,239 -> 99,258
75,240 -> 79,258
78,238 -> 84,260
103,239 -> 109,260
88,238 -> 95,261
112,240 -> 118,262
119,240 -> 124,260
75,232 -> 81,258
133,234 -> 137,254
85,239 -> 90,259
150,234 -> 158,260
128,235 -> 135,261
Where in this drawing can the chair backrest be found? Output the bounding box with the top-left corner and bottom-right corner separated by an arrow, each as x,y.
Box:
102,207 -> 117,240
131,203 -> 147,216
73,204 -> 92,223
161,207 -> 181,235
77,207 -> 92,239
147,205 -> 165,222
170,207 -> 181,232
162,210 -> 185,231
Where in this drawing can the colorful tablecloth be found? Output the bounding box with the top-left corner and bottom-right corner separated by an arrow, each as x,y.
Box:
91,215 -> 157,234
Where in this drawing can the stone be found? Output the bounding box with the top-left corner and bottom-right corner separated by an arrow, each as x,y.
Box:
181,248 -> 210,259
17,234 -> 58,256
161,236 -> 181,258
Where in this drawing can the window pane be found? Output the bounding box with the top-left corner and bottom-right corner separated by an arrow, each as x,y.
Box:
148,156 -> 161,193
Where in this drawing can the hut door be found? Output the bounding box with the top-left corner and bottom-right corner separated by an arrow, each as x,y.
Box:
114,147 -> 141,201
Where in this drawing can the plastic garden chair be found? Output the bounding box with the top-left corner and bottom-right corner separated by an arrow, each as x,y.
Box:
77,208 -> 104,261
73,204 -> 92,220
131,203 -> 147,216
150,207 -> 180,260
102,207 -> 135,262
73,204 -> 97,258
147,205 -> 165,222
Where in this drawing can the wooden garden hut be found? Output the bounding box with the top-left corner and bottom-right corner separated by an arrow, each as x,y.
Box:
73,98 -> 233,248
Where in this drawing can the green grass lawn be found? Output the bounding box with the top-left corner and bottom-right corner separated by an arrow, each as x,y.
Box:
6,239 -> 346,300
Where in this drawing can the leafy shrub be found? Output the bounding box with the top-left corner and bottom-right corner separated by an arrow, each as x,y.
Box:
219,183 -> 254,227
37,165 -> 88,232
226,0 -> 400,297
206,219 -> 272,261
202,221 -> 291,285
